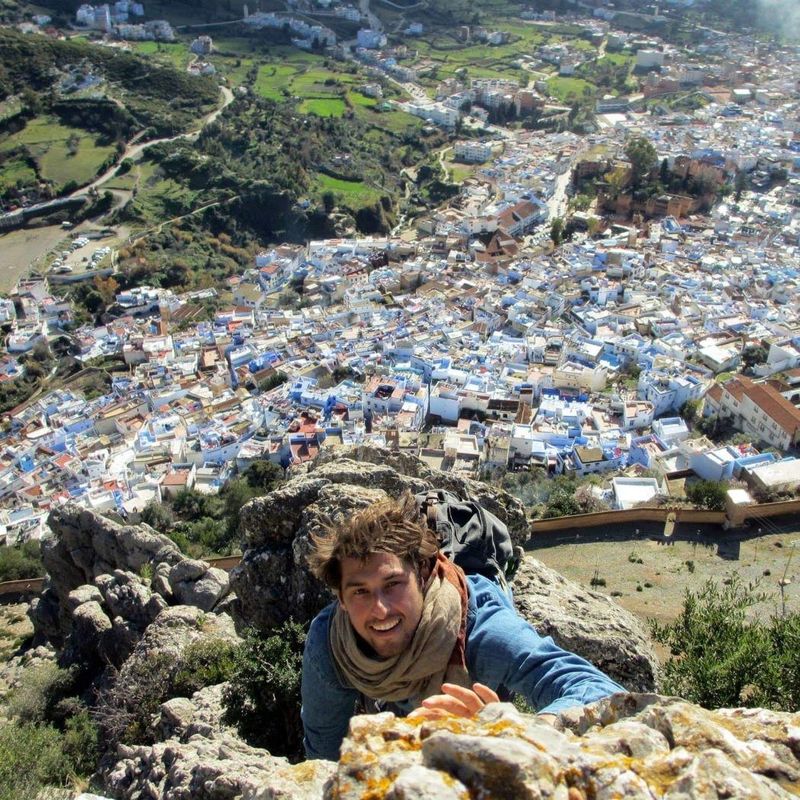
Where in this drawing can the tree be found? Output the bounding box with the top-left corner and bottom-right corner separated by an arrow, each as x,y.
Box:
550,217 -> 565,247
321,191 -> 335,214
624,135 -> 658,190
679,398 -> 701,425
242,460 -> 284,492
734,170 -> 749,202
742,344 -> 767,371
93,275 -> 119,307
222,621 -> 307,760
685,480 -> 728,511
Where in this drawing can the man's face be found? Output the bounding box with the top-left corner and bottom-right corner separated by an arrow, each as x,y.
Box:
338,552 -> 425,658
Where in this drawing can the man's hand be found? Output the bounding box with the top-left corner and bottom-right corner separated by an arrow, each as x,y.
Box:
409,682 -> 500,720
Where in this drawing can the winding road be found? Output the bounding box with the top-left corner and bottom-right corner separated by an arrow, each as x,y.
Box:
75,85 -> 235,198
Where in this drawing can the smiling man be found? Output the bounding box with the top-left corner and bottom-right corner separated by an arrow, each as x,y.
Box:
300,493 -> 624,762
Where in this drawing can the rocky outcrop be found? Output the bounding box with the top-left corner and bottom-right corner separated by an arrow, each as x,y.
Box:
231,446 -> 529,632
30,505 -> 183,646
107,682 -> 333,800
513,557 -> 659,692
321,695 -> 800,799
102,691 -> 800,800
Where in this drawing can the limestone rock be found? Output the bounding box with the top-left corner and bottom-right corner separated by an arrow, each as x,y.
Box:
66,584 -> 103,612
35,504 -> 183,644
105,731 -> 335,800
61,600 -> 112,668
512,556 -> 660,692
169,565 -> 230,612
156,683 -> 230,741
96,570 -> 168,630
232,446 -> 527,631
45,504 -> 182,602
320,695 -> 800,800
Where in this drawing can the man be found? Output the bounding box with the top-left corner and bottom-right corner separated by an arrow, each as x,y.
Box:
301,493 -> 624,761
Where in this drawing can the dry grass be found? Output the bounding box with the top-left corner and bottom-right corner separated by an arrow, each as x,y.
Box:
529,520 -> 800,628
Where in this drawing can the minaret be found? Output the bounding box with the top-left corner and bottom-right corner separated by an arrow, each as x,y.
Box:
243,3 -> 249,19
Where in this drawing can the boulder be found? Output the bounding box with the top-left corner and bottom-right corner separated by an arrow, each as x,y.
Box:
321,695 -> 800,800
105,732 -> 334,800
96,570 -> 168,630
35,504 -> 183,643
108,605 -> 240,730
512,557 -> 660,692
169,564 -> 230,613
61,600 -> 113,668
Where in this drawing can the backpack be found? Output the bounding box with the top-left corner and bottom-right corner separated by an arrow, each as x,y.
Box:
415,490 -> 523,594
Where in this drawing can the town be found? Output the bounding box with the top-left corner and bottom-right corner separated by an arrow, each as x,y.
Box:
0,0 -> 798,550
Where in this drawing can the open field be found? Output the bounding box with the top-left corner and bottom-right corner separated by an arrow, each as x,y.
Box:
529,517 -> 800,628
132,40 -> 192,70
0,116 -> 115,191
546,75 -> 596,102
315,173 -> 383,205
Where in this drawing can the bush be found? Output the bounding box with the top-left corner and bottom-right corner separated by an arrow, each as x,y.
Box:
7,663 -> 76,725
173,638 -> 237,698
62,710 -> 100,777
223,621 -> 307,762
651,576 -> 800,711
685,480 -> 728,511
0,540 -> 44,581
0,721 -> 72,800
99,637 -> 236,745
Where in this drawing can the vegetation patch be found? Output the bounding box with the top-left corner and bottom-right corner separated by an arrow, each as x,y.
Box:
299,97 -> 347,117
315,173 -> 382,206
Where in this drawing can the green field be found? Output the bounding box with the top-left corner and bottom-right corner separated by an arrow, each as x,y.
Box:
0,116 -> 116,190
299,97 -> 347,117
133,40 -> 191,70
546,75 -> 596,102
0,156 -> 36,194
315,173 -> 382,205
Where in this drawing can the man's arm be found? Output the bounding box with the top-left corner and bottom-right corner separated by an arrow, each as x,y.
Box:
466,580 -> 625,715
301,607 -> 359,761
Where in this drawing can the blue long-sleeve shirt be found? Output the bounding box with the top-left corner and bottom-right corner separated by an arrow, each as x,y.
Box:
301,574 -> 625,761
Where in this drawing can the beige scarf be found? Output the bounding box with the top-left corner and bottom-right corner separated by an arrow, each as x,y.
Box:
329,554 -> 471,704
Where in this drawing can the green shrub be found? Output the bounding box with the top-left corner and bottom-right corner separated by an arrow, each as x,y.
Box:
173,638 -> 237,698
7,663 -> 76,725
223,621 -> 307,762
0,540 -> 44,582
0,721 -> 72,800
651,576 -> 800,711
100,637 -> 237,745
62,710 -> 100,777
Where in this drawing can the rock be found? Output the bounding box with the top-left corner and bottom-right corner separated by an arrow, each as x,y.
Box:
512,557 -> 660,692
151,563 -> 173,602
107,605 -> 240,735
35,504 -> 183,644
170,565 -> 230,612
232,446 -> 528,631
169,559 -> 209,584
45,504 -> 182,602
66,584 -> 103,612
385,765 -> 469,800
105,731 -> 335,800
156,684 -> 230,741
61,600 -> 112,668
96,570 -> 168,630
319,695 -> 800,800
